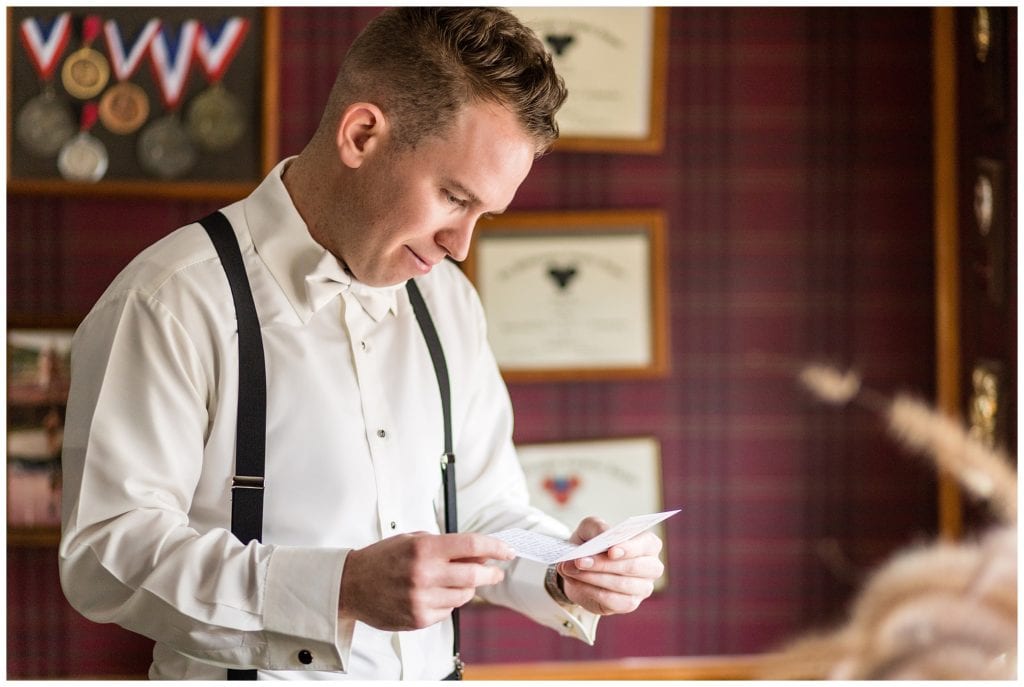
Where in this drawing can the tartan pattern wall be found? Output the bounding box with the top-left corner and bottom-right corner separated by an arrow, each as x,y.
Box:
6,7 -> 937,677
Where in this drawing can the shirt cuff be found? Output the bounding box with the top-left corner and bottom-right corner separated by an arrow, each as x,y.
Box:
262,545 -> 353,671
506,557 -> 599,644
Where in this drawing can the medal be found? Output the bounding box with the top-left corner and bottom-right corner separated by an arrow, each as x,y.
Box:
16,12 -> 75,156
140,20 -> 200,178
187,17 -> 250,151
99,18 -> 159,135
16,89 -> 76,156
186,83 -> 245,151
62,15 -> 109,100
57,102 -> 109,182
99,81 -> 150,135
137,114 -> 197,179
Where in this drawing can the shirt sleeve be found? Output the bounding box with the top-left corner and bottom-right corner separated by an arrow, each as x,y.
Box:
58,288 -> 354,673
444,275 -> 599,643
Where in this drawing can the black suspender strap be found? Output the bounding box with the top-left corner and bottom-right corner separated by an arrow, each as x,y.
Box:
200,211 -> 265,682
406,278 -> 462,680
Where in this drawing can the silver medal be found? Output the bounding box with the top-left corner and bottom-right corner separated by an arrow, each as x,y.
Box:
57,131 -> 109,182
137,115 -> 198,179
16,90 -> 76,157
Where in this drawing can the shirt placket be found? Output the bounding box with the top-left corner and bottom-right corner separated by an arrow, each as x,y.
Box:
341,290 -> 402,539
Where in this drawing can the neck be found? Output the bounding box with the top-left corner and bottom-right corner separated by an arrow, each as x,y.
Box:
282,151 -> 332,251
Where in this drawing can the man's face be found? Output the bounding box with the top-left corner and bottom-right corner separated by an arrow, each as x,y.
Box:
337,101 -> 536,287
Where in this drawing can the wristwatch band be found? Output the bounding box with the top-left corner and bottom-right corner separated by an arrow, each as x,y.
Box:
544,565 -> 573,606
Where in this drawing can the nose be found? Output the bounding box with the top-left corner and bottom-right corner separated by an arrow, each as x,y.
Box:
436,217 -> 476,262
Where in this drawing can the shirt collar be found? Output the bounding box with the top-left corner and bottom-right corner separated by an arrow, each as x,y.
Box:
244,158 -> 400,323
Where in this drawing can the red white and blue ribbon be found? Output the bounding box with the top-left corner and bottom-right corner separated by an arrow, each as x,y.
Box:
195,17 -> 250,83
104,18 -> 160,82
19,12 -> 72,81
148,19 -> 199,110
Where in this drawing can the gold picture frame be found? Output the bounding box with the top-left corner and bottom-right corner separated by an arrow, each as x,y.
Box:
513,7 -> 669,154
463,209 -> 670,382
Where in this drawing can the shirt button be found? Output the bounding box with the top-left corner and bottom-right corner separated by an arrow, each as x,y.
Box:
377,429 -> 386,439
360,340 -> 368,351
390,521 -> 397,530
298,649 -> 313,665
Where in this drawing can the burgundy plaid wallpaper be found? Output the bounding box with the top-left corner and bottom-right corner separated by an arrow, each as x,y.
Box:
7,7 -> 939,677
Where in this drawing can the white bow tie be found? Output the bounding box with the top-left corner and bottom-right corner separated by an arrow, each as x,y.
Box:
304,250 -> 399,322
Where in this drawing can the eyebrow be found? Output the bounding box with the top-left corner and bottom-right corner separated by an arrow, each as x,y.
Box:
444,179 -> 508,215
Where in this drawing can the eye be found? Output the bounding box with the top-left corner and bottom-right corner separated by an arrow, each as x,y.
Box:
444,190 -> 468,208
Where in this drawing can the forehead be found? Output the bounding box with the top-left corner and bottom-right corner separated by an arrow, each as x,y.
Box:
411,102 -> 536,207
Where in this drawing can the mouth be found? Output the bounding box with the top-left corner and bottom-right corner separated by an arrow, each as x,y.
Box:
407,246 -> 434,273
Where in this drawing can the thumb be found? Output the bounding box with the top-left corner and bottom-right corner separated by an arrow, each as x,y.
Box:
571,516 -> 609,545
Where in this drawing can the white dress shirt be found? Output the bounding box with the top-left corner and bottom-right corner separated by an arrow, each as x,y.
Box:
58,159 -> 598,680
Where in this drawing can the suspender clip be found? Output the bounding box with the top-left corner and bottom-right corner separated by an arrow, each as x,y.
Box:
440,452 -> 455,468
232,475 -> 265,489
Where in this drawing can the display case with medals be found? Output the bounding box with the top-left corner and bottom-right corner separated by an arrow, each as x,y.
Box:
7,7 -> 279,199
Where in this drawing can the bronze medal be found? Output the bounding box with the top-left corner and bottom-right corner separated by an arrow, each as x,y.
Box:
61,46 -> 110,99
57,131 -> 109,182
185,84 -> 246,151
138,115 -> 198,179
15,89 -> 76,157
99,81 -> 150,135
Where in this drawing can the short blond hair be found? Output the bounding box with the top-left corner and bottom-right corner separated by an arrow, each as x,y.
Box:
321,7 -> 567,155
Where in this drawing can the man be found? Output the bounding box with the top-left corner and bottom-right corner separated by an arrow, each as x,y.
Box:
59,8 -> 664,679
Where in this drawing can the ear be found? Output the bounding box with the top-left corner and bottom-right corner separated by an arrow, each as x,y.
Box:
336,102 -> 388,169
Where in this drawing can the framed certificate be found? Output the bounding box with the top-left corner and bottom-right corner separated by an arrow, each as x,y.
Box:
464,210 -> 669,382
516,436 -> 669,589
512,7 -> 669,153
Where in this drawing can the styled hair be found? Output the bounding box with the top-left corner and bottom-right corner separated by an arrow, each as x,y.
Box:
322,7 -> 567,154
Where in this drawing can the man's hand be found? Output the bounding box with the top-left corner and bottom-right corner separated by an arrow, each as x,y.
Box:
339,532 -> 515,631
556,516 -> 664,615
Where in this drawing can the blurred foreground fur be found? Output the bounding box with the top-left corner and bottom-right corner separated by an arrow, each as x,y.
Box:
758,364 -> 1017,680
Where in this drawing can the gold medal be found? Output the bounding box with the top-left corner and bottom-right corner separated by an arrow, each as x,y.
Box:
99,81 -> 149,135
61,46 -> 109,99
185,84 -> 246,152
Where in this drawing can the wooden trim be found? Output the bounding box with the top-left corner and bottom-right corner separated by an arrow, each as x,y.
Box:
552,7 -> 670,154
931,7 -> 963,540
462,654 -> 765,680
261,7 -> 281,175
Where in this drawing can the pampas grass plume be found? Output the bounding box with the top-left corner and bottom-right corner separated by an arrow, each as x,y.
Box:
799,364 -> 862,405
887,395 -> 1017,524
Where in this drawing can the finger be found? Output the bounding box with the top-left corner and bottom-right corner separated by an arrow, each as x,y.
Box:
561,577 -> 649,615
565,532 -> 662,570
559,568 -> 657,598
437,533 -> 516,561
560,553 -> 664,579
437,561 -> 505,588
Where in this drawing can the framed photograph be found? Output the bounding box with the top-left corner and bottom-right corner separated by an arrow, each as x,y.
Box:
517,436 -> 669,589
7,328 -> 75,543
512,7 -> 669,153
463,210 -> 669,382
7,7 -> 280,199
